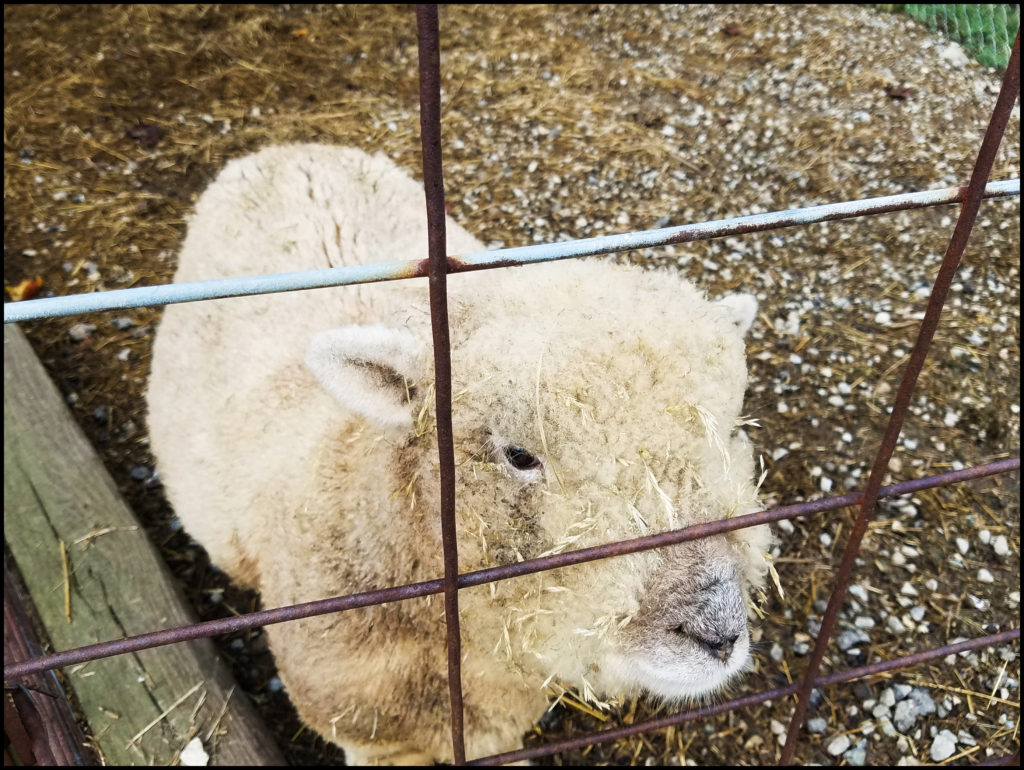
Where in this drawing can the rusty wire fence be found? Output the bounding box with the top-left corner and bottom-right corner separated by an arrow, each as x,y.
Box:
3,5 -> 1021,766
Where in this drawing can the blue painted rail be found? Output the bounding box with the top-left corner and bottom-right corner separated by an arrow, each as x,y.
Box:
4,178 -> 1018,324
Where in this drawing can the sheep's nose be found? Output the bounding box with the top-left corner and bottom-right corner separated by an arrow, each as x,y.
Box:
700,634 -> 738,662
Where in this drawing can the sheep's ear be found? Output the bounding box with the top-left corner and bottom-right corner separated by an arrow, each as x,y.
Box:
305,325 -> 425,429
716,293 -> 758,338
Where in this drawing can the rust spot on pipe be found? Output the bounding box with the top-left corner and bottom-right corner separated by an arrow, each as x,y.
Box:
446,255 -> 527,274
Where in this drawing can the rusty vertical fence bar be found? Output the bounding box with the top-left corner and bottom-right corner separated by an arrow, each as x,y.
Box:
779,27 -> 1022,765
416,4 -> 467,765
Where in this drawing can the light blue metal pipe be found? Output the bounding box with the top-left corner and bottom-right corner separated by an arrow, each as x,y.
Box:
457,178 -> 1021,269
5,178 -> 1019,324
3,259 -> 428,322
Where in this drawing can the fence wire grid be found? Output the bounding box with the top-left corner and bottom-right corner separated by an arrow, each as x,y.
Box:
3,5 -> 1021,767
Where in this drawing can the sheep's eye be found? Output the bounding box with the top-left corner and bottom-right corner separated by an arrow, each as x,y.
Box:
503,445 -> 541,471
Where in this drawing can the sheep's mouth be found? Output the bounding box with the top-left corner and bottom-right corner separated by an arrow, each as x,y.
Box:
604,626 -> 751,702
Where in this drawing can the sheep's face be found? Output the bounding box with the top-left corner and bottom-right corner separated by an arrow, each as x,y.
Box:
442,266 -> 767,703
304,263 -> 769,704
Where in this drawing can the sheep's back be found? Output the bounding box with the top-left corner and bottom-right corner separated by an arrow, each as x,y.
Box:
146,144 -> 485,580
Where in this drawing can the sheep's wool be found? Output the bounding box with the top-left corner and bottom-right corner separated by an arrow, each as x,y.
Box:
147,145 -> 772,764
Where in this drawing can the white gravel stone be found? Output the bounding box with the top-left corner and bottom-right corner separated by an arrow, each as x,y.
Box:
844,738 -> 868,765
68,322 -> 97,342
929,729 -> 958,762
179,737 -> 210,766
878,716 -> 899,738
993,534 -> 1010,557
827,734 -> 851,756
939,42 -> 970,67
977,568 -> 995,584
967,593 -> 991,610
837,629 -> 871,650
806,717 -> 827,734
957,730 -> 977,747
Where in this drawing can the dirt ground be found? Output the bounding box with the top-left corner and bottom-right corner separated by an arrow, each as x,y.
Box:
4,4 -> 1019,766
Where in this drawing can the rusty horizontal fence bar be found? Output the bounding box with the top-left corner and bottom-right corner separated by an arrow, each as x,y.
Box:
5,456 -> 1018,682
470,628 -> 1021,765
3,178 -> 1018,324
780,27 -> 1021,764
976,751 -> 1022,767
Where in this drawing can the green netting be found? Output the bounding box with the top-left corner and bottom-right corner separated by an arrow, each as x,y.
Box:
881,4 -> 1020,68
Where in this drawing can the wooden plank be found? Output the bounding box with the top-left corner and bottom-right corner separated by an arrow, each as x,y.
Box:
3,323 -> 283,766
5,563 -> 95,765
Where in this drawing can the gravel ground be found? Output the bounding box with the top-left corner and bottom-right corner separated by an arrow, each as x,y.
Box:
3,4 -> 1019,765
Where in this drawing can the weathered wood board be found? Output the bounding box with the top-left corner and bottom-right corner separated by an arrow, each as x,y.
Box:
5,562 -> 94,765
4,323 -> 284,766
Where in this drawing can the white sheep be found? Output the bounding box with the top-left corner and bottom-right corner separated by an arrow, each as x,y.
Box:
146,144 -> 773,765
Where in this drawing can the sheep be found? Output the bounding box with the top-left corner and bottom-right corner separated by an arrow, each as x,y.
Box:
146,144 -> 773,765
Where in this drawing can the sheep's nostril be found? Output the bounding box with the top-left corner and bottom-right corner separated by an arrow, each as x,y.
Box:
701,634 -> 738,662
670,627 -> 739,662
